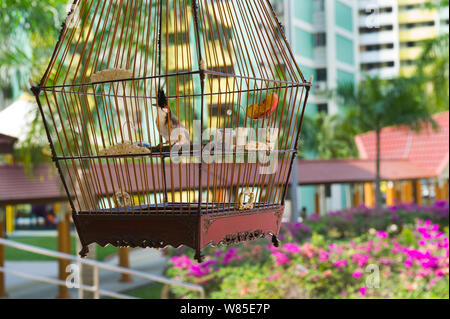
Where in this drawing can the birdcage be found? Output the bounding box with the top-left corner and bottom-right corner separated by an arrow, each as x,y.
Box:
31,0 -> 312,262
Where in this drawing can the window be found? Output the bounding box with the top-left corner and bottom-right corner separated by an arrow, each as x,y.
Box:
314,33 -> 326,47
325,185 -> 332,198
314,0 -> 325,12
335,1 -> 353,32
318,104 -> 328,114
316,68 -> 327,81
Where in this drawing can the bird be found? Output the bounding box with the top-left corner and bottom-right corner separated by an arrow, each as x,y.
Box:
155,89 -> 190,146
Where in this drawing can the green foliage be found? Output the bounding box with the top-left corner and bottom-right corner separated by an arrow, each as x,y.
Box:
0,0 -> 68,88
337,76 -> 435,133
398,228 -> 416,247
165,216 -> 450,299
310,232 -> 325,248
417,34 -> 449,113
300,112 -> 359,159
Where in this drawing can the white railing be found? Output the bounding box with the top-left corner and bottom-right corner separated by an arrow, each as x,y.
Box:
0,238 -> 205,299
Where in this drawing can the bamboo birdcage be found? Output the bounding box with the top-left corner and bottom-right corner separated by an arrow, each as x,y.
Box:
31,0 -> 311,262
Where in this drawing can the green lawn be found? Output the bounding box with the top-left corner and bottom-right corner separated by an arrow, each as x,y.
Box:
123,283 -> 165,299
4,236 -> 118,262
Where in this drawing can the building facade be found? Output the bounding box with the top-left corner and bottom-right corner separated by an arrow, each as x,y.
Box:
358,0 -> 449,79
271,0 -> 360,215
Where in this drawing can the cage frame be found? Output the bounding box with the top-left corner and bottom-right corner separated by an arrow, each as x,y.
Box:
31,0 -> 312,262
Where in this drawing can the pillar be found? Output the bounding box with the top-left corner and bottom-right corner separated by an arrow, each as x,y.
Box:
314,188 -> 320,215
5,206 -> 14,236
386,182 -> 396,207
78,243 -> 97,299
402,181 -> 413,203
434,180 -> 443,201
414,180 -> 423,205
0,208 -> 8,298
56,203 -> 71,299
118,248 -> 132,283
443,180 -> 449,201
353,184 -> 362,207
364,183 -> 375,208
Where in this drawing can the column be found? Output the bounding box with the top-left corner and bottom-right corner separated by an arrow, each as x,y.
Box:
434,180 -> 443,201
414,180 -> 423,205
314,187 -> 320,215
364,183 -> 375,208
78,242 -> 97,299
353,184 -> 362,207
118,248 -> 132,283
0,207 -> 7,297
5,206 -> 14,236
56,203 -> 71,299
386,181 -> 396,207
402,181 -> 413,203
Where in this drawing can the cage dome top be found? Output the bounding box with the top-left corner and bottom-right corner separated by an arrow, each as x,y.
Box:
39,0 -> 306,89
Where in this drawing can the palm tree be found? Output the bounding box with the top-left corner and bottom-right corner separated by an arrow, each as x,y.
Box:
299,112 -> 359,160
337,76 -> 435,208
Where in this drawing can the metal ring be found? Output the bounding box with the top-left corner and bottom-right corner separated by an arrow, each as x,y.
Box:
238,189 -> 255,211
113,190 -> 133,208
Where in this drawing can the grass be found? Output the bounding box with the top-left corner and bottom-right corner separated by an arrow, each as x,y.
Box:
4,236 -> 118,262
123,283 -> 165,299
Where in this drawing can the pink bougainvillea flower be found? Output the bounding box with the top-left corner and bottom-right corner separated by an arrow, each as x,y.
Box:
333,259 -> 347,270
404,258 -> 413,268
222,248 -> 241,265
359,287 -> 367,296
283,243 -> 301,254
323,270 -> 332,279
272,251 -> 290,265
353,269 -> 363,279
352,253 -> 370,267
376,231 -> 388,239
171,255 -> 192,269
318,249 -> 330,262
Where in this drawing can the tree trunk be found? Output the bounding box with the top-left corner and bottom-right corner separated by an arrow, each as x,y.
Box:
375,124 -> 383,209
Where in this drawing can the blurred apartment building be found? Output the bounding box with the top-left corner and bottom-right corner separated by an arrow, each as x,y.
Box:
359,0 -> 449,79
271,0 -> 360,117
270,0 -> 449,214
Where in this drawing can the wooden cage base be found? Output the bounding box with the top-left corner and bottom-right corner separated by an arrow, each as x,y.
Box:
72,206 -> 284,263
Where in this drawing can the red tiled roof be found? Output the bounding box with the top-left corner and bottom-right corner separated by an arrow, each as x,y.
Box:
1,157 -> 435,206
296,159 -> 435,185
0,164 -> 69,205
354,111 -> 449,177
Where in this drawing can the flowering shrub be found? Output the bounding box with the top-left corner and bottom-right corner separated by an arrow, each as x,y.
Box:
300,201 -> 449,241
165,218 -> 449,299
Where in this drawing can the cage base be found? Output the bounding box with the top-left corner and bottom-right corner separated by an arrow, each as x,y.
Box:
72,206 -> 285,263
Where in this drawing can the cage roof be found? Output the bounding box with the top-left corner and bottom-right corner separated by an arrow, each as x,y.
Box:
39,0 -> 306,90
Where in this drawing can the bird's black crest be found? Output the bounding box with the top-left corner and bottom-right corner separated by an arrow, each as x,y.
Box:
158,89 -> 168,108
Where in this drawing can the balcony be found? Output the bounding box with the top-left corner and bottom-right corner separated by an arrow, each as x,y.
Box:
361,66 -> 399,79
399,47 -> 423,61
358,0 -> 397,9
360,49 -> 398,64
398,0 -> 430,6
359,12 -> 397,28
360,30 -> 398,46
399,26 -> 437,42
400,65 -> 417,77
398,9 -> 436,24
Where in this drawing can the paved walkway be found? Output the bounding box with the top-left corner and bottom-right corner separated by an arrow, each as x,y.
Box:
2,248 -> 169,299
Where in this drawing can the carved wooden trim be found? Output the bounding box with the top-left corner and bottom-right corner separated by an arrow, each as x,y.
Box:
223,230 -> 264,245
